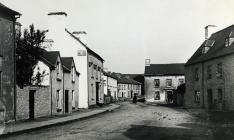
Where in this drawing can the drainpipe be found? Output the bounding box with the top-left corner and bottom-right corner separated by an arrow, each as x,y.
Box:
202,62 -> 205,108
50,69 -> 53,117
63,72 -> 65,114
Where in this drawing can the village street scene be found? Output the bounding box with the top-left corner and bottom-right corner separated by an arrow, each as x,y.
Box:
1,0 -> 234,140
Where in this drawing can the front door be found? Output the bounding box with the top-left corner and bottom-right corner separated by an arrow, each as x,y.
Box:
96,82 -> 99,104
65,90 -> 69,113
207,89 -> 213,109
167,90 -> 173,104
29,90 -> 35,119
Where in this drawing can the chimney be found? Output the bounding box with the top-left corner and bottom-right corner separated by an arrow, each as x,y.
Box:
46,12 -> 68,52
205,25 -> 216,40
145,59 -> 150,66
72,31 -> 88,45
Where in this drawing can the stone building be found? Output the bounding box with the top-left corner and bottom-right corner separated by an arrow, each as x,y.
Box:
184,25 -> 234,110
113,73 -> 142,99
16,50 -> 64,120
103,72 -> 118,102
61,57 -> 79,113
46,12 -> 104,108
0,3 -> 20,122
144,63 -> 185,104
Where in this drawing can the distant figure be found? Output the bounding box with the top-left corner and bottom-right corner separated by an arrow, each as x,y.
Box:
133,94 -> 137,104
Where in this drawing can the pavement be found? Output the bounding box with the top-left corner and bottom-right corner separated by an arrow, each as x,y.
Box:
0,103 -> 120,137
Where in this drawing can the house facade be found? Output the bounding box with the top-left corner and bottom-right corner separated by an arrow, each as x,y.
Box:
16,51 -> 65,120
0,3 -> 20,122
103,72 -> 118,102
144,63 -> 185,104
184,25 -> 234,110
61,57 -> 79,113
46,12 -> 104,108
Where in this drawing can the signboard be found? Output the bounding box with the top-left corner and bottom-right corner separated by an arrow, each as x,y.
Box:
77,50 -> 86,56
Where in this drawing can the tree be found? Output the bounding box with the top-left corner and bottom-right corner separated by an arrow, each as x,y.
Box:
16,24 -> 47,88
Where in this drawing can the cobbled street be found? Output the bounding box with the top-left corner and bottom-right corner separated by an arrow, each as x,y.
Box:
2,102 -> 234,140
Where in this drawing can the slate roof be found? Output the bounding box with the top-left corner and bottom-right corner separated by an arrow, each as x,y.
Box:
112,73 -> 142,85
39,50 -> 60,68
186,25 -> 234,66
0,2 -> 21,15
61,57 -> 73,72
144,63 -> 185,76
65,29 -> 104,62
103,71 -> 118,80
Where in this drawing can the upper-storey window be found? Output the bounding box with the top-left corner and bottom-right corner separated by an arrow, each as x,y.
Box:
154,79 -> 160,88
217,63 -> 222,78
72,66 -> 75,82
56,61 -> 60,75
166,79 -> 172,87
179,79 -> 184,85
225,31 -> 234,47
202,40 -> 215,54
195,68 -> 199,81
207,65 -> 212,80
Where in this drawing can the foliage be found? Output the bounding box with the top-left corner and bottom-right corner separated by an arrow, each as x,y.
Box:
16,24 -> 47,88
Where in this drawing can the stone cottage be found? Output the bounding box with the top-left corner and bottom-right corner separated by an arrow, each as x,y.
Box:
144,62 -> 185,104
184,25 -> 234,110
61,57 -> 79,113
0,3 -> 20,122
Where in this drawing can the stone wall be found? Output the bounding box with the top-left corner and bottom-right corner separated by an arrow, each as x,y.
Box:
185,54 -> 234,110
16,86 -> 50,120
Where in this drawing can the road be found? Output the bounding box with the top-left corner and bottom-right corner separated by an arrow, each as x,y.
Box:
2,102 -> 234,140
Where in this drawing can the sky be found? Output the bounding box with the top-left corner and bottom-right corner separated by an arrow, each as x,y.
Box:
2,0 -> 234,74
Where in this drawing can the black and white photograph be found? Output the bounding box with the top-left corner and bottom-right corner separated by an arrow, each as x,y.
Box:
0,0 -> 234,139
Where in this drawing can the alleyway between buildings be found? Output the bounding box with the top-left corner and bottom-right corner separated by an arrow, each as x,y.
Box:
2,102 -> 234,140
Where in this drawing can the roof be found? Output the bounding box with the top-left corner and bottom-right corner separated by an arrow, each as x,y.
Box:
0,2 -> 21,16
144,63 -> 185,76
61,57 -> 80,75
103,71 -> 118,80
39,50 -> 60,68
186,25 -> 234,66
65,29 -> 104,62
61,57 -> 73,72
112,72 -> 142,85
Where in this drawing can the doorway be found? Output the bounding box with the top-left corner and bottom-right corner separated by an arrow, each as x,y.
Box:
65,90 -> 69,113
207,89 -> 213,109
96,82 -> 100,104
167,90 -> 173,104
29,90 -> 35,119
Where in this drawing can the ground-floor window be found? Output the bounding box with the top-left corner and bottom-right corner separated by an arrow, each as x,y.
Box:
154,91 -> 160,100
72,90 -> 75,108
194,90 -> 200,103
217,88 -> 223,102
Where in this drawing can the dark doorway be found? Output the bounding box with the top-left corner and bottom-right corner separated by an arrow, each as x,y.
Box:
207,89 -> 213,109
29,90 -> 35,119
96,82 -> 99,104
167,90 -> 173,104
65,90 -> 69,113
131,90 -> 133,98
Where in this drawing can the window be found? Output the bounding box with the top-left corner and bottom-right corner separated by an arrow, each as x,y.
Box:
89,61 -> 93,67
154,79 -> 160,88
56,61 -> 60,75
166,79 -> 172,87
154,91 -> 160,100
207,65 -> 212,79
72,66 -> 75,82
217,63 -> 222,78
194,90 -> 200,103
56,90 -> 60,108
225,38 -> 229,47
195,68 -> 199,81
217,88 -> 223,102
179,79 -> 184,85
72,90 -> 75,108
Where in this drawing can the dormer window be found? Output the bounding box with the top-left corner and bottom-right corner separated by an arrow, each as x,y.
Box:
72,66 -> 75,82
56,61 -> 60,75
225,31 -> 234,47
202,40 -> 215,54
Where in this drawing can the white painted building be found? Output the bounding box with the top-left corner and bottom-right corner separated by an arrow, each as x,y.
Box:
144,62 -> 185,104
45,12 -> 104,108
103,72 -> 118,101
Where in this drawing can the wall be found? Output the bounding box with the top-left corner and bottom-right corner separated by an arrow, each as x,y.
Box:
0,13 -> 15,122
185,54 -> 234,110
88,54 -> 104,106
16,86 -> 50,120
107,77 -> 118,100
145,75 -> 185,103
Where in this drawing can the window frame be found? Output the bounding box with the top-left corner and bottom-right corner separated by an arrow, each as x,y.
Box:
166,79 -> 172,87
